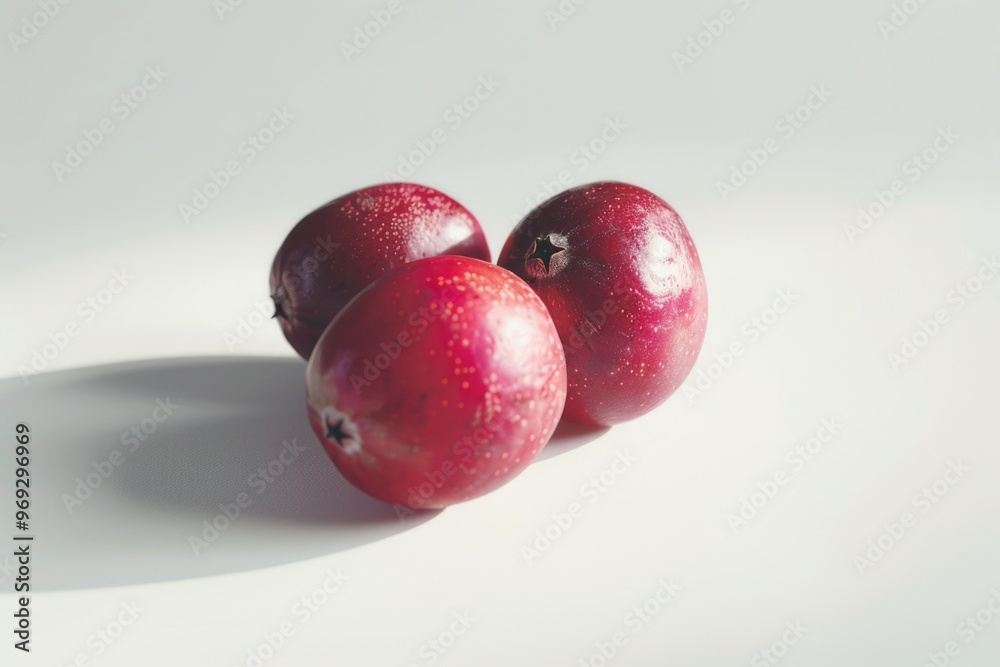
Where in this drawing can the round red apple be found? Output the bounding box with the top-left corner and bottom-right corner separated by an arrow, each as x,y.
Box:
270,183 -> 490,359
498,181 -> 708,426
305,256 -> 567,509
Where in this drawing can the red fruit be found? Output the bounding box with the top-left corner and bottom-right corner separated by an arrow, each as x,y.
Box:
270,183 -> 490,359
498,181 -> 708,427
305,256 -> 567,508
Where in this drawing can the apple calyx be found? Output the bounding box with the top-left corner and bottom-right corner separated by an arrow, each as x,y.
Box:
525,233 -> 569,280
322,407 -> 360,453
271,286 -> 288,320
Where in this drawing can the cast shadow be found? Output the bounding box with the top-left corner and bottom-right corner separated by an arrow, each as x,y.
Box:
0,356 -> 436,592
534,420 -> 611,462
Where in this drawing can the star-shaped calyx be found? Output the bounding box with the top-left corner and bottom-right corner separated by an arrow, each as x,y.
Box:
271,286 -> 288,320
525,233 -> 569,279
324,417 -> 355,448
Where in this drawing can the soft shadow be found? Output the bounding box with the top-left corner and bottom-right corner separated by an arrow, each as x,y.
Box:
534,419 -> 611,462
0,356 -> 436,592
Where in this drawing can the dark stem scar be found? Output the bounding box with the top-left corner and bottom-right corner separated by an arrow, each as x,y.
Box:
325,417 -> 355,448
526,235 -> 566,273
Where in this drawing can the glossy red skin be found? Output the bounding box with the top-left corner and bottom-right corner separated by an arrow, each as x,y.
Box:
270,183 -> 490,359
498,182 -> 708,427
305,256 -> 567,509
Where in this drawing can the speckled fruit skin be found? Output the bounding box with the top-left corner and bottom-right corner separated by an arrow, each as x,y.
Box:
305,256 -> 567,509
270,183 -> 490,359
498,181 -> 708,427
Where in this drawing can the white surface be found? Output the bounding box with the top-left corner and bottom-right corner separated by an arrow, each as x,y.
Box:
1,1 -> 999,665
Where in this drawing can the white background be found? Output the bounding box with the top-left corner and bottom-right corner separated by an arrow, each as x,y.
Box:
2,0 -> 1000,665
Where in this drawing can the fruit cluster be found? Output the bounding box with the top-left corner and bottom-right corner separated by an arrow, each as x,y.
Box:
270,181 -> 707,509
